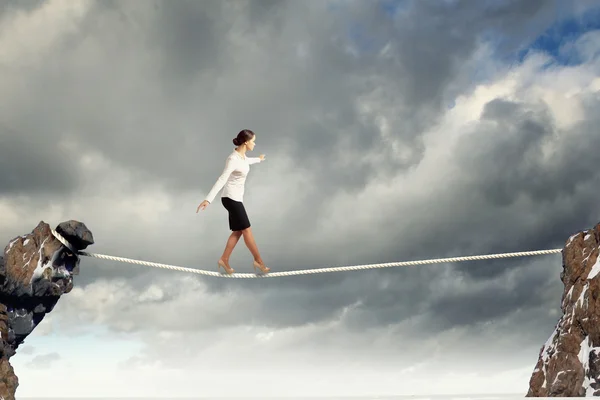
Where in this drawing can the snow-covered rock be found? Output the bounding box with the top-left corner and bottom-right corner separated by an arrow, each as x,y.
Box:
527,222 -> 600,396
0,220 -> 93,400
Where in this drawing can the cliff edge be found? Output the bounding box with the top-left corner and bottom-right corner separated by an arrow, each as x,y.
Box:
527,221 -> 600,396
0,220 -> 93,400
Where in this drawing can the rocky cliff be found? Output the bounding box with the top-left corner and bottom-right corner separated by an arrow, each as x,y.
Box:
0,220 -> 93,400
527,222 -> 600,396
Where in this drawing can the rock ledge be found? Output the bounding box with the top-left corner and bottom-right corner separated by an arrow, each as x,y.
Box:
0,220 -> 93,400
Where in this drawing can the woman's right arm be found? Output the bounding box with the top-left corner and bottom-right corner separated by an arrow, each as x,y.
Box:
204,157 -> 236,204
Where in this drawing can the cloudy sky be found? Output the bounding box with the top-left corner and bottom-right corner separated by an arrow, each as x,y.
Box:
2,0 -> 600,397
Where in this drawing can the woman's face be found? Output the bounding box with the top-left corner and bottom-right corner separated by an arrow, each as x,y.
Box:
246,135 -> 256,151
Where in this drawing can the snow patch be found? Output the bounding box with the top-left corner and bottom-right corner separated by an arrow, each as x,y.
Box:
587,256 -> 600,280
6,238 -> 19,252
23,239 -> 29,246
30,237 -> 61,285
552,370 -> 565,386
577,335 -> 600,396
30,259 -> 48,282
540,322 -> 561,389
576,285 -> 589,310
567,234 -> 578,247
565,286 -> 574,303
585,233 -> 592,241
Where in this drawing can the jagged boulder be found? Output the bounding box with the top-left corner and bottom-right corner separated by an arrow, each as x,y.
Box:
0,220 -> 92,400
527,222 -> 600,396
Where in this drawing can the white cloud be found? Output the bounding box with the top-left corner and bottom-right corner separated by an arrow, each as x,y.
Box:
24,352 -> 61,370
0,0 -> 91,66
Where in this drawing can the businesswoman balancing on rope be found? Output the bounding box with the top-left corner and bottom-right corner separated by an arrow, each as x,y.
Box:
196,129 -> 271,275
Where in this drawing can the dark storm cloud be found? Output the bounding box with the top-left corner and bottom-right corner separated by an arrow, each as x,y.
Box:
0,0 -> 229,196
457,98 -> 556,207
0,123 -> 81,196
149,0 -> 232,85
0,1 -> 422,200
0,0 -> 575,202
426,263 -> 556,330
267,0 -> 572,192
337,0 -> 559,117
451,96 -> 600,254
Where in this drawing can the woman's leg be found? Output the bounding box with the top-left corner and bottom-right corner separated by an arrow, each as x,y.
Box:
241,227 -> 263,264
220,230 -> 243,264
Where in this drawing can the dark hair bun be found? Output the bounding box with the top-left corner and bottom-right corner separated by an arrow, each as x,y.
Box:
232,129 -> 254,147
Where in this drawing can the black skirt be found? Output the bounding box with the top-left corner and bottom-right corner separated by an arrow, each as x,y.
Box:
221,197 -> 251,231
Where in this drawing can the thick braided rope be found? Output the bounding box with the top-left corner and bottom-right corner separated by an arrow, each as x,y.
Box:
51,229 -> 562,279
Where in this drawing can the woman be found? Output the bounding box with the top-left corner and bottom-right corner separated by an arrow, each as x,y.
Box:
196,129 -> 270,275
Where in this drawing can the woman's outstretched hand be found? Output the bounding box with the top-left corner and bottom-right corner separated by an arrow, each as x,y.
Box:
259,154 -> 265,161
197,200 -> 209,213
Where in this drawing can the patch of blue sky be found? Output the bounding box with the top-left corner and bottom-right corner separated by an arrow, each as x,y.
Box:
12,324 -> 144,368
325,0 -> 349,13
380,0 -> 409,18
516,5 -> 600,67
336,1 -> 600,64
